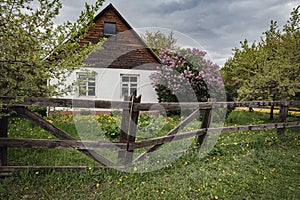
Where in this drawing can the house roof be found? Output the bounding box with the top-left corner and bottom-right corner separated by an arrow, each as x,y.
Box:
94,3 -> 133,31
82,3 -> 162,69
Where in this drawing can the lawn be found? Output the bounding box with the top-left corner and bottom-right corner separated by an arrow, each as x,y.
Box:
0,110 -> 299,199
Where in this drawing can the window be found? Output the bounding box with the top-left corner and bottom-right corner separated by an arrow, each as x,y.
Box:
104,22 -> 116,35
121,75 -> 138,97
77,72 -> 96,97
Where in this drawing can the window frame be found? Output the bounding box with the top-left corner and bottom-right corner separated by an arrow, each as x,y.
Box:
104,22 -> 117,36
76,71 -> 97,97
120,74 -> 139,98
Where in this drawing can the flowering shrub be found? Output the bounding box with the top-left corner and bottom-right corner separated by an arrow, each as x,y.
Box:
96,114 -> 120,139
150,48 -> 224,103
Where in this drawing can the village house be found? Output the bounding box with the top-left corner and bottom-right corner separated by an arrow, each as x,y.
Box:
51,3 -> 162,103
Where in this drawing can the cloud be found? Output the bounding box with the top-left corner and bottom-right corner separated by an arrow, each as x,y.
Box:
154,0 -> 201,14
54,0 -> 299,66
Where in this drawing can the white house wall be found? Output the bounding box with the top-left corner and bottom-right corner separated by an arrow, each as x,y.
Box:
50,68 -> 158,103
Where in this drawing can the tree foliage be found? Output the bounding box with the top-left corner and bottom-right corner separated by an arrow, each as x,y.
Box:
0,0 -> 104,97
222,5 -> 300,101
141,30 -> 178,55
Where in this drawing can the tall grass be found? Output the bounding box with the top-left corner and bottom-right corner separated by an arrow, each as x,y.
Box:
0,110 -> 299,199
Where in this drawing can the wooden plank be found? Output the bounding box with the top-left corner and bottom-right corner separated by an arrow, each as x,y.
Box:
2,121 -> 297,152
218,121 -> 300,134
1,121 -> 299,149
224,101 -> 284,109
0,116 -> 8,166
0,138 -> 127,150
125,95 -> 141,164
130,121 -> 300,151
129,129 -> 206,151
1,97 -> 300,110
0,96 -> 131,109
133,102 -> 210,111
134,109 -> 201,162
197,108 -> 213,145
12,106 -> 112,166
118,96 -> 131,165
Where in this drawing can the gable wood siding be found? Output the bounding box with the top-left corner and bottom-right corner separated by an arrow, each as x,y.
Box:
79,4 -> 161,70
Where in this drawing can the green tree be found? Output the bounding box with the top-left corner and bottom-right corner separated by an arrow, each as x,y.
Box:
141,30 -> 178,55
0,0 -> 104,97
222,5 -> 300,118
221,39 -> 262,101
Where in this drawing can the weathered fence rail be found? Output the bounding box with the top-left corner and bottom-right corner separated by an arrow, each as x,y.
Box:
0,121 -> 299,151
2,96 -> 300,110
0,96 -> 300,173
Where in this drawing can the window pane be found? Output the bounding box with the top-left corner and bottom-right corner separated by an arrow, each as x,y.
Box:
130,77 -> 137,82
88,76 -> 95,81
130,88 -> 137,96
104,22 -> 116,35
89,82 -> 95,87
122,88 -> 128,96
88,87 -> 95,96
122,76 -> 129,82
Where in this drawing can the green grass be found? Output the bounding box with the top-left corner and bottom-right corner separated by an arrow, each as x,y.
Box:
0,110 -> 299,199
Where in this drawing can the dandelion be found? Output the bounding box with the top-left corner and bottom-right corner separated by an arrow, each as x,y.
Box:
96,183 -> 100,188
214,195 -> 219,199
35,171 -> 39,175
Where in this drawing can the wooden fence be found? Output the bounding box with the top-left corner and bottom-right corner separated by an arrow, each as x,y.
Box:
0,96 -> 300,173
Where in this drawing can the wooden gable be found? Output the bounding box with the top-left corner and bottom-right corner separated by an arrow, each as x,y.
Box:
80,4 -> 161,70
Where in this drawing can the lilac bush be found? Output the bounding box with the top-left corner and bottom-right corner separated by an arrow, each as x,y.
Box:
150,48 -> 224,103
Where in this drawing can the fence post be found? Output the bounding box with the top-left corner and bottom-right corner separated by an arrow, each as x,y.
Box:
277,100 -> 289,136
118,96 -> 131,166
125,95 -> 141,165
0,116 -> 8,166
197,99 -> 214,146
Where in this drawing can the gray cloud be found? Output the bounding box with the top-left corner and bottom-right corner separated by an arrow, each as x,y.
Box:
154,0 -> 201,14
54,0 -> 299,66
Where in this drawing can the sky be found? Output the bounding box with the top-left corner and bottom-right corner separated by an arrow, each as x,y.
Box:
55,0 -> 299,66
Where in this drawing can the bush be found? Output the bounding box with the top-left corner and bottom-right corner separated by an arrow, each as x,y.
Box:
96,114 -> 120,140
